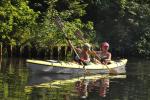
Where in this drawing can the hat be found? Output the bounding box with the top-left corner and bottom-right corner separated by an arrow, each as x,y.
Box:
83,43 -> 91,50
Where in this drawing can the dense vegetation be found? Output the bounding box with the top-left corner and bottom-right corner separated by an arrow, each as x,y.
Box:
0,0 -> 150,58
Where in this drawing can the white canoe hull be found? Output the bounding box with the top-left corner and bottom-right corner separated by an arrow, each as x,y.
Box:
26,59 -> 127,74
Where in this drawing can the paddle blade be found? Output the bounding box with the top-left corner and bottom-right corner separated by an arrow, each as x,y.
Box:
74,29 -> 84,41
54,16 -> 64,29
109,69 -> 118,75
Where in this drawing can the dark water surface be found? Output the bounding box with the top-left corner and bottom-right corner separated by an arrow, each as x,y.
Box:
0,57 -> 150,100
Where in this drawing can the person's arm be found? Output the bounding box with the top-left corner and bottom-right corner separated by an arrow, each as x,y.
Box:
108,52 -> 111,60
80,52 -> 90,63
75,48 -> 82,53
104,52 -> 111,63
90,51 -> 101,61
89,50 -> 100,56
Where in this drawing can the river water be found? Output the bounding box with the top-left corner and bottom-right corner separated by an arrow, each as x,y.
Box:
0,57 -> 149,100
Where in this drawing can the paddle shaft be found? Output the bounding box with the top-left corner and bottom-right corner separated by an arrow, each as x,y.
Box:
54,16 -> 84,66
74,30 -> 86,42
66,38 -> 80,59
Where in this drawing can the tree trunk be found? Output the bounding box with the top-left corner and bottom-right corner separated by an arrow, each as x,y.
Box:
7,45 -> 13,57
0,42 -> 2,56
49,46 -> 53,59
65,46 -> 67,60
19,46 -> 23,57
53,46 -> 58,60
10,45 -> 13,57
0,56 -> 2,70
57,46 -> 60,60
28,46 -> 31,58
59,46 -> 65,60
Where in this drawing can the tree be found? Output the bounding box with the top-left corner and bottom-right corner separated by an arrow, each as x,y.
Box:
84,0 -> 150,57
0,0 -> 38,56
28,0 -> 95,48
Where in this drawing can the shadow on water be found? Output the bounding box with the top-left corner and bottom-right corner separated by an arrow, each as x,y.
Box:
28,73 -> 82,86
0,57 -> 150,100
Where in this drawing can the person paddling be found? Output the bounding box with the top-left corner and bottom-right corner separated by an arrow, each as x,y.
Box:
92,42 -> 111,64
75,43 -> 91,65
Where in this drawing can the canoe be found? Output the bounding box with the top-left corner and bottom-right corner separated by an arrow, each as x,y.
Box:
26,59 -> 127,74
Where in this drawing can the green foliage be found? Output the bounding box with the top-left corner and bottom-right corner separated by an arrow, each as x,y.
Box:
135,28 -> 150,56
87,0 -> 150,57
4,0 -> 150,57
0,0 -> 38,47
122,2 -> 150,56
28,0 -> 95,49
0,0 -> 96,57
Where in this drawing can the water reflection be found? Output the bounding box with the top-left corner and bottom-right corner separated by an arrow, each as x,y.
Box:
75,77 -> 110,99
0,57 -> 29,100
28,73 -> 80,85
0,57 -> 150,100
26,74 -> 126,100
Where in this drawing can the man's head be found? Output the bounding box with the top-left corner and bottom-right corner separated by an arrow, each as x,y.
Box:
101,42 -> 109,51
83,43 -> 91,51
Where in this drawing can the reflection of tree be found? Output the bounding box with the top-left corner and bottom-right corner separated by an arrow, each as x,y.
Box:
0,56 -> 2,71
25,74 -> 126,99
75,78 -> 110,98
0,58 -> 29,99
